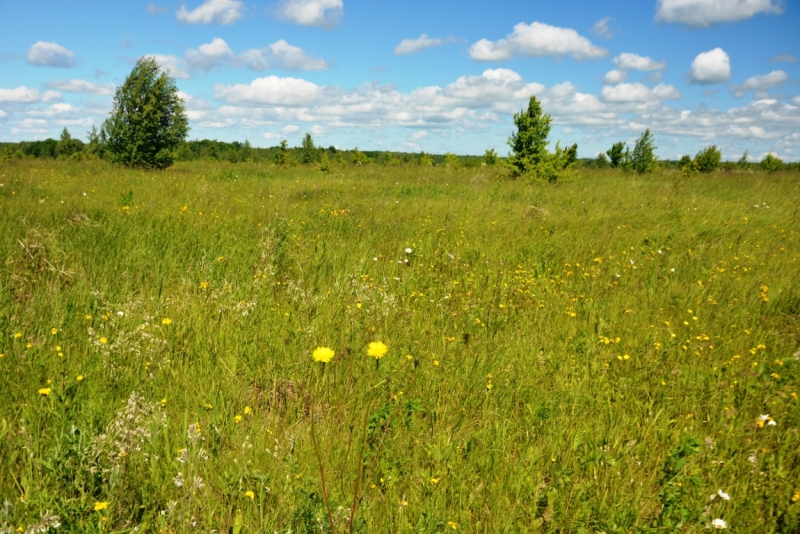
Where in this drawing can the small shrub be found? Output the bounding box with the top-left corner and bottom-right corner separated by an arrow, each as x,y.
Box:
694,145 -> 721,173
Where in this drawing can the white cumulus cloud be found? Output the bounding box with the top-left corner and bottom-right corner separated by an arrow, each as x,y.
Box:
274,0 -> 343,28
186,38 -> 234,72
394,34 -> 445,55
613,53 -> 666,71
0,86 -> 62,103
603,69 -> 629,85
238,40 -> 329,71
601,83 -> 682,103
46,79 -> 116,96
732,70 -> 789,97
176,0 -> 243,25
655,0 -> 783,27
150,54 -> 190,79
26,41 -> 76,68
214,76 -> 331,106
690,48 -> 731,84
468,21 -> 608,62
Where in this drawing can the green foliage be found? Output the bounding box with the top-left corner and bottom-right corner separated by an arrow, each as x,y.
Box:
418,151 -> 433,166
301,133 -> 317,164
631,129 -> 657,174
444,152 -> 460,168
483,148 -> 498,166
678,155 -> 692,169
319,152 -> 331,172
607,142 -> 625,168
275,140 -> 291,166
101,56 -> 189,170
738,149 -> 750,169
56,128 -> 83,159
761,153 -> 783,173
694,145 -> 721,173
594,152 -> 609,168
352,147 -> 369,166
507,95 -> 552,176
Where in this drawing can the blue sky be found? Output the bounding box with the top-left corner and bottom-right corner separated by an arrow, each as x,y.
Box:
1,0 -> 798,160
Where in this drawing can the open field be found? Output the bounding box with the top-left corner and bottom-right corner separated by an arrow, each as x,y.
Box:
1,160 -> 799,533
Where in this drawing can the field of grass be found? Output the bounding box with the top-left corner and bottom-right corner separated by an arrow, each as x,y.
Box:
1,159 -> 799,533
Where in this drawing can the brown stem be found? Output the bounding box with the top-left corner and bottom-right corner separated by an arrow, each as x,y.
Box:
349,409 -> 370,534
311,405 -> 337,534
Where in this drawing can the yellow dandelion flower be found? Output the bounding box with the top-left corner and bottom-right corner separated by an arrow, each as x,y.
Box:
160,398 -> 167,407
51,328 -> 58,335
93,501 -> 110,512
99,337 -> 108,344
243,405 -> 252,415
244,490 -> 255,500
234,414 -> 243,424
38,387 -> 51,396
13,332 -> 22,339
76,375 -> 84,382
162,318 -> 172,325
447,522 -> 458,530
312,346 -> 335,363
430,478 -> 439,485
367,341 -> 388,359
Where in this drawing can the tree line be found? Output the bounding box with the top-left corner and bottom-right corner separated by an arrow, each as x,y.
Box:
1,57 -> 794,174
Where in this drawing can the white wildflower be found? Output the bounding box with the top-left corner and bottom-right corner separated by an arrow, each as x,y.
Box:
711,518 -> 727,529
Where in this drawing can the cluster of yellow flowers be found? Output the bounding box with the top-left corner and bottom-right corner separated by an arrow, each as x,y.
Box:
311,341 -> 389,364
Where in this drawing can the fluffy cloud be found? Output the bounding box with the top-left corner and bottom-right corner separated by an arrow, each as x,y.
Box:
46,79 -> 116,96
612,53 -> 666,71
238,40 -> 329,71
732,70 -> 789,97
591,17 -> 614,39
154,39 -> 329,77
394,34 -> 445,55
468,21 -> 608,61
274,0 -> 343,28
176,0 -> 243,25
601,83 -> 682,103
214,76 -> 331,106
186,38 -> 234,72
26,42 -> 76,68
655,0 -> 783,27
150,54 -> 190,79
0,86 -> 61,103
603,70 -> 628,85
690,48 -> 731,84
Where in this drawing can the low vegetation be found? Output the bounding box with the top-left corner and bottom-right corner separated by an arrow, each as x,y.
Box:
1,159 -> 798,532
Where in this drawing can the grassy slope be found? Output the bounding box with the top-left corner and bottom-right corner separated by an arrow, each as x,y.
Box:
0,160 -> 798,533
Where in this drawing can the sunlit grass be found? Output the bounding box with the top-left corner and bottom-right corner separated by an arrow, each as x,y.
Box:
1,159 -> 799,533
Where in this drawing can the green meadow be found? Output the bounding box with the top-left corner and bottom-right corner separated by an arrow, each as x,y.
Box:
1,159 -> 799,533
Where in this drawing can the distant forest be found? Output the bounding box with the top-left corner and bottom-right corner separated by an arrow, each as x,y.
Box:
2,129 -> 796,171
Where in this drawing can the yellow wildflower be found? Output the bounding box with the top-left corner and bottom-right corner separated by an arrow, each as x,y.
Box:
792,491 -> 800,503
160,398 -> 167,407
162,318 -> 172,325
93,501 -> 110,512
13,332 -> 22,339
38,388 -> 51,396
367,341 -> 388,359
244,405 -> 252,415
234,414 -> 243,424
430,478 -> 439,485
245,490 -> 255,500
51,328 -> 58,335
447,522 -> 458,530
312,346 -> 335,363
76,375 -> 84,382
99,337 -> 108,344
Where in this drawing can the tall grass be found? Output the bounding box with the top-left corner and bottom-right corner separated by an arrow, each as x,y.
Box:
1,159 -> 798,533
